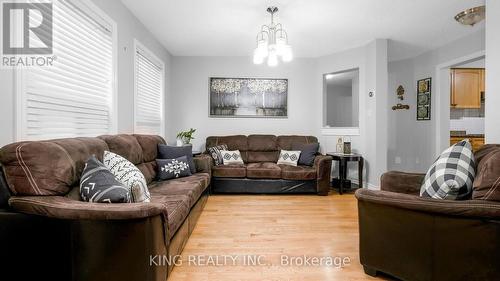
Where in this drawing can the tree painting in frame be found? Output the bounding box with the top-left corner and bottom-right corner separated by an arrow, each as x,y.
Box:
209,77 -> 288,118
416,77 -> 431,121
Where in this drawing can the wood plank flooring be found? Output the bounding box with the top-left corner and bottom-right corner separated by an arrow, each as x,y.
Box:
169,193 -> 388,281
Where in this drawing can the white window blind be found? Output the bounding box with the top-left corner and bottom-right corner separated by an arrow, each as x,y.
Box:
134,42 -> 164,135
17,0 -> 115,140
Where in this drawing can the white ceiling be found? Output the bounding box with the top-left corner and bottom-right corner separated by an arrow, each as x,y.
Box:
122,0 -> 485,61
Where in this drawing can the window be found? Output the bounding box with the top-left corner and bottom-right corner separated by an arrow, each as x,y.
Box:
16,0 -> 116,140
134,40 -> 165,136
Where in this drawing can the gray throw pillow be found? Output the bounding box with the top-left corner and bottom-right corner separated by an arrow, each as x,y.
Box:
158,144 -> 196,174
156,156 -> 192,180
292,143 -> 319,166
207,144 -> 228,166
80,156 -> 130,203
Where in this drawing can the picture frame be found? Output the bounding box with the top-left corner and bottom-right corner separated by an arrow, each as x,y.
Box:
416,77 -> 431,121
209,77 -> 288,118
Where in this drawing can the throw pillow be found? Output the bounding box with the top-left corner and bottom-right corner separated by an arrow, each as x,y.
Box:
220,150 -> 244,165
277,150 -> 301,166
80,156 -> 130,203
472,148 -> 500,201
292,143 -> 319,166
158,144 -> 196,174
420,140 -> 476,200
103,151 -> 151,203
207,144 -> 228,166
156,156 -> 192,180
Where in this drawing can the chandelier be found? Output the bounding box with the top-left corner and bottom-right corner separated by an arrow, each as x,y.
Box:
253,7 -> 293,66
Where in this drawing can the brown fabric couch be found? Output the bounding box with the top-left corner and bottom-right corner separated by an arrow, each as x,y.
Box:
355,145 -> 500,281
0,134 -> 212,281
206,135 -> 332,195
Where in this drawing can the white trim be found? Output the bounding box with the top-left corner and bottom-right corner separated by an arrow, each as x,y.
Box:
434,50 -> 485,156
321,127 -> 360,136
133,39 -> 165,137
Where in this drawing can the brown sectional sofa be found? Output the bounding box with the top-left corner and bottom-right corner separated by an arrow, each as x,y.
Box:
206,135 -> 332,195
0,134 -> 212,281
356,144 -> 500,281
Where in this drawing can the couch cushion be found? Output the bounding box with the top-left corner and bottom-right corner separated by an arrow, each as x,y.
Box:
206,135 -> 248,162
246,162 -> 281,179
149,173 -> 209,208
247,135 -> 278,163
133,134 -> 166,163
473,147 -> 500,201
277,135 -> 318,150
0,137 -> 108,196
151,194 -> 190,239
280,165 -> 317,180
136,161 -> 157,184
98,135 -> 143,165
212,164 -> 246,178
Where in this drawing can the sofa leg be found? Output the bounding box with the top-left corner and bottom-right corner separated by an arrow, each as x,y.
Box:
363,265 -> 377,277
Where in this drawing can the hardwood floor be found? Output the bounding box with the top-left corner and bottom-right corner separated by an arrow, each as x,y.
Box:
169,192 -> 389,281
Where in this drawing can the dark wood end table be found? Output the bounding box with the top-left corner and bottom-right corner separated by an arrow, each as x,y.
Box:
327,152 -> 364,195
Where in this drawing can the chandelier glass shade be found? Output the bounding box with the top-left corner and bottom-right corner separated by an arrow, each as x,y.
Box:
253,7 -> 293,66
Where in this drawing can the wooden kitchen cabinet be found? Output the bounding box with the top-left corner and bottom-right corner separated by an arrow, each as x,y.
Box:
450,68 -> 482,109
450,136 -> 484,152
480,69 -> 485,93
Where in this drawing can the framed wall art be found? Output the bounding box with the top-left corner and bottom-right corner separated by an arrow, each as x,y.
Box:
209,77 -> 288,118
416,77 -> 431,121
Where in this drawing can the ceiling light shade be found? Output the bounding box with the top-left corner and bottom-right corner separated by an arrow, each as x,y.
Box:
253,7 -> 292,66
253,49 -> 264,64
455,5 -> 485,26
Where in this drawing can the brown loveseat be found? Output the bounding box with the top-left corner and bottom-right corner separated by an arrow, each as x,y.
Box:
0,134 -> 212,281
206,135 -> 332,195
355,144 -> 500,281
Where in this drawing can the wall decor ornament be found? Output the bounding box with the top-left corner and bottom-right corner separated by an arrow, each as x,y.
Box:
209,77 -> 288,118
416,78 -> 431,121
392,85 -> 410,110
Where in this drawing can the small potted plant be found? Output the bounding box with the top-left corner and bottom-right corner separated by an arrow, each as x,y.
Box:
176,128 -> 196,146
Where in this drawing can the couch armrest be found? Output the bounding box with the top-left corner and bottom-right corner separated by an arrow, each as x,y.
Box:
313,155 -> 333,195
380,171 -> 425,195
194,154 -> 212,176
355,189 -> 500,220
9,196 -> 167,220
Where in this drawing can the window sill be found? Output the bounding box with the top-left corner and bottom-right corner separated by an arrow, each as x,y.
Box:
321,127 -> 360,136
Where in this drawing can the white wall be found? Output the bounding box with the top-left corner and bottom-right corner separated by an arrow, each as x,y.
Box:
485,0 -> 500,143
387,29 -> 485,172
169,57 -> 319,150
316,40 -> 388,187
0,0 -> 172,146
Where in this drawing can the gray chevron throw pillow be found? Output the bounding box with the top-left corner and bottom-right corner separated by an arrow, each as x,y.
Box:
80,156 -> 130,203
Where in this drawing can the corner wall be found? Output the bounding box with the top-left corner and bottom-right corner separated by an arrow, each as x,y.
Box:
387,29 -> 485,172
485,0 -> 500,143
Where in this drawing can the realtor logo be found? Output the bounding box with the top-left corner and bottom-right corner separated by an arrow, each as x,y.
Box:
2,2 -> 53,54
1,1 -> 55,68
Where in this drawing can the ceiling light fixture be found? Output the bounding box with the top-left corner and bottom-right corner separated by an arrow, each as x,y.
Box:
455,5 -> 485,26
253,7 -> 293,67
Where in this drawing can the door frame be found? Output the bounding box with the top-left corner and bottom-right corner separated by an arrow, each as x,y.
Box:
434,50 -> 485,156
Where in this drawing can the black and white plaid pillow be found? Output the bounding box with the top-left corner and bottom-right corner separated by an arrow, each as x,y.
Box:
420,140 -> 476,200
207,144 -> 228,166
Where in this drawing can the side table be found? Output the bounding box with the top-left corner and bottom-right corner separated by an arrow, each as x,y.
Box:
326,152 -> 364,195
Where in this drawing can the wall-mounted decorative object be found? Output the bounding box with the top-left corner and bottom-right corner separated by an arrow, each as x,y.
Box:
392,85 -> 410,110
209,77 -> 288,118
416,78 -> 431,120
